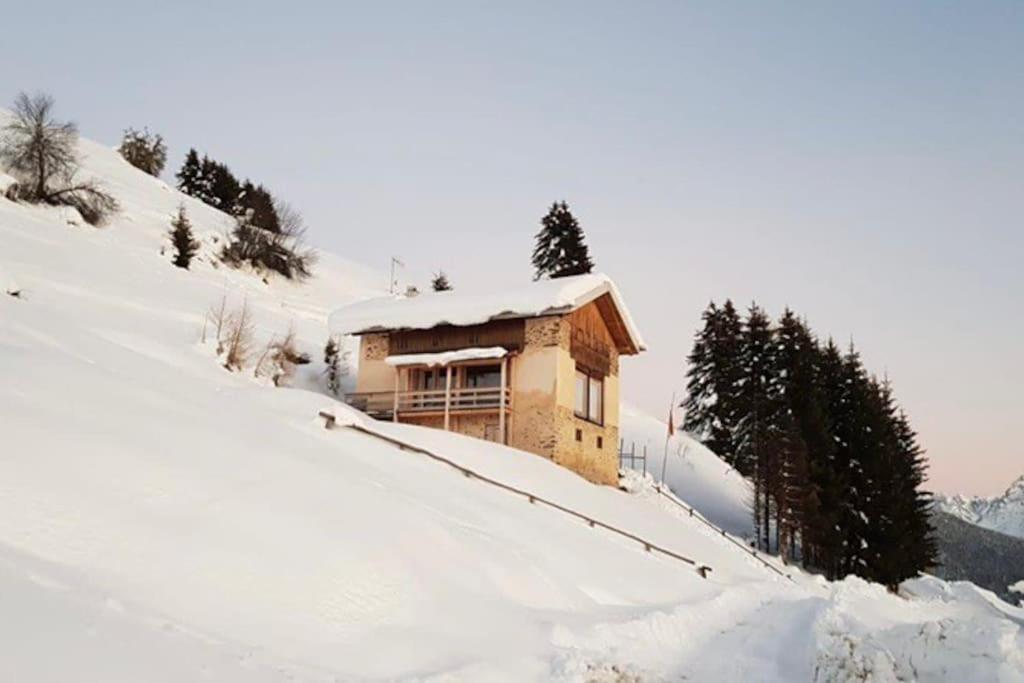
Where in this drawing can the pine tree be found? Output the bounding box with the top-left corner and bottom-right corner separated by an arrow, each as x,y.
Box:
735,303 -> 780,550
531,201 -> 594,279
168,206 -> 199,269
889,405 -> 938,583
324,336 -> 343,396
772,311 -> 830,567
431,270 -> 452,291
176,149 -> 203,196
236,181 -> 280,233
682,300 -> 744,471
206,160 -> 241,214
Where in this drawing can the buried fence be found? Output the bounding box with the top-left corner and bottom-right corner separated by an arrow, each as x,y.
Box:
619,437 -> 794,582
319,411 -> 712,579
618,440 -> 648,475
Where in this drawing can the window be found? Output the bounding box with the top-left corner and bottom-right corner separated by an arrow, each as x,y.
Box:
465,364 -> 501,388
574,371 -> 587,416
589,376 -> 603,424
597,436 -> 603,449
574,368 -> 604,425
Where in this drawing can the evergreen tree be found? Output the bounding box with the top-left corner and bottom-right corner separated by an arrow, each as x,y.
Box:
169,206 -> 199,269
888,405 -> 938,583
431,270 -> 452,291
205,160 -> 241,214
236,181 -> 280,233
176,149 -> 203,197
734,303 -> 785,550
324,336 -> 343,397
772,311 -> 830,567
531,201 -> 594,279
682,300 -> 744,471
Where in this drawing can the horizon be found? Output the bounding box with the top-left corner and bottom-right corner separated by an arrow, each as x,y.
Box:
5,1 -> 1021,496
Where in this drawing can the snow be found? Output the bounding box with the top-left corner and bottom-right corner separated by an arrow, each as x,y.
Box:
328,272 -> 646,351
619,404 -> 752,537
934,474 -> 1024,540
386,346 -> 508,367
1,114 -> 1023,681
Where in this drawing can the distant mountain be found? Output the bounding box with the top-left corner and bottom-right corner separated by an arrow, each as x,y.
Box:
931,510 -> 1024,603
934,475 -> 1024,540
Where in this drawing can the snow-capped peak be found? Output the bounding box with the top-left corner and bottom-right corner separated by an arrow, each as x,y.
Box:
934,473 -> 1024,540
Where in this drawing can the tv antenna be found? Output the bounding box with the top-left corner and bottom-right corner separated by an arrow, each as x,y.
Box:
389,257 -> 405,294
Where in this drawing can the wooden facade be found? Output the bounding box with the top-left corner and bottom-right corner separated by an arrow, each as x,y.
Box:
389,319 -> 526,356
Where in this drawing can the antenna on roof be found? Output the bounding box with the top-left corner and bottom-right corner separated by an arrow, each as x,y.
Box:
389,256 -> 405,294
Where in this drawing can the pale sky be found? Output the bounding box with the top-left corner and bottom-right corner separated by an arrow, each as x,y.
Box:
5,1 -> 1021,495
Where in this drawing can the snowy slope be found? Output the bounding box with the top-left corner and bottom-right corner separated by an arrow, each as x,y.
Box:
2,122 -> 1024,681
619,405 -> 752,537
935,475 -> 1024,540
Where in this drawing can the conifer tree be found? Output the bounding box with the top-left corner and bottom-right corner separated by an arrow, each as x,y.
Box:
205,160 -> 241,214
324,336 -> 343,397
531,201 -> 594,279
735,303 -> 781,550
176,149 -> 203,196
431,270 -> 452,291
169,206 -> 199,269
682,300 -> 744,471
237,181 -> 280,233
772,311 -> 830,567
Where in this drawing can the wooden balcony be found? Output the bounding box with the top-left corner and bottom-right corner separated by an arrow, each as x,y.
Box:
346,387 -> 511,419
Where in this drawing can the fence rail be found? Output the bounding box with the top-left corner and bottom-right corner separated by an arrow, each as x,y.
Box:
318,412 -> 712,579
345,387 -> 511,417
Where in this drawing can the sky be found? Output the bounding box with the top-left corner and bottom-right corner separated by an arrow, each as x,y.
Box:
4,1 -> 1021,495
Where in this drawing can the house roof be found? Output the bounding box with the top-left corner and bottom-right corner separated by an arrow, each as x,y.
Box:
329,273 -> 646,354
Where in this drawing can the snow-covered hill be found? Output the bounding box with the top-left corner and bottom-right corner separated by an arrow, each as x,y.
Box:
618,405 -> 751,538
2,121 -> 1023,680
935,475 -> 1024,540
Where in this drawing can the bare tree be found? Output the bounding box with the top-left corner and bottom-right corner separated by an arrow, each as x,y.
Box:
273,198 -> 317,279
0,92 -> 117,225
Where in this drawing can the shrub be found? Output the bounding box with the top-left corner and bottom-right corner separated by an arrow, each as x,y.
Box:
118,128 -> 167,177
255,326 -> 310,386
220,200 -> 316,280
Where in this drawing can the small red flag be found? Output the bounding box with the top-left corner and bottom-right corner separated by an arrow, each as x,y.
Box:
667,405 -> 675,437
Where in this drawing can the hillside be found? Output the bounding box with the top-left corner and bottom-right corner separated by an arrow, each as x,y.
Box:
935,475 -> 1024,540
618,405 -> 751,538
931,511 -> 1024,603
2,120 -> 1023,681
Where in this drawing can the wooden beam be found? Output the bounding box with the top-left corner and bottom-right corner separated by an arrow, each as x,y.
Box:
498,356 -> 507,444
392,368 -> 400,422
443,365 -> 452,431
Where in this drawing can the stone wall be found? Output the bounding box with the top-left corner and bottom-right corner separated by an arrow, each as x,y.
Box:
551,406 -> 620,486
362,333 -> 389,361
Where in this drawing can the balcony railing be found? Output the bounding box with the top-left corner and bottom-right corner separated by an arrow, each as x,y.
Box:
345,387 -> 510,418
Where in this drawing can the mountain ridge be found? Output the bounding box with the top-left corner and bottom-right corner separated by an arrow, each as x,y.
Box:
934,474 -> 1024,539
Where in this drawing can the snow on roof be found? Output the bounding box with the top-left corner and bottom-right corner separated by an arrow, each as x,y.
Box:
329,273 -> 646,352
386,347 -> 508,367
